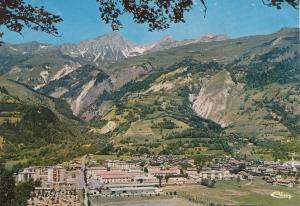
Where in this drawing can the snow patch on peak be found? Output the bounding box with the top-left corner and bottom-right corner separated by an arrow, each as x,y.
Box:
39,45 -> 49,49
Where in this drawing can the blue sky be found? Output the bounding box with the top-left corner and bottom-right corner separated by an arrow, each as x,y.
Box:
2,0 -> 299,44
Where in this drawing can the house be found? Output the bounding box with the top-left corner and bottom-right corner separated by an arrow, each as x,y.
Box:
67,161 -> 82,170
238,171 -> 253,180
200,169 -> 231,180
16,166 -> 49,182
16,171 -> 36,182
264,176 -> 275,184
274,178 -> 295,188
107,160 -> 138,171
134,176 -> 159,184
276,165 -> 293,173
107,186 -> 160,195
47,165 -> 65,184
129,166 -> 145,176
87,166 -> 107,178
34,166 -> 49,182
149,167 -> 180,177
295,164 -> 300,172
95,170 -> 134,184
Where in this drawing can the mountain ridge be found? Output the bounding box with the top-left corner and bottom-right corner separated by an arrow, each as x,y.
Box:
0,28 -> 299,143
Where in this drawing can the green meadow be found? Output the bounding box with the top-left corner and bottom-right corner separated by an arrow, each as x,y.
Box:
165,178 -> 300,206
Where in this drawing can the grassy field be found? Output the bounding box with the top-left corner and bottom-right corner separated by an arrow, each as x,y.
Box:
164,178 -> 300,206
4,159 -> 29,170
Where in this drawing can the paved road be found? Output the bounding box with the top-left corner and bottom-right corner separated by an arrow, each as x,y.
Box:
81,155 -> 89,206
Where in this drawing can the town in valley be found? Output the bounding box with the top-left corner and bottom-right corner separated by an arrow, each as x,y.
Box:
0,1 -> 299,206
16,154 -> 300,205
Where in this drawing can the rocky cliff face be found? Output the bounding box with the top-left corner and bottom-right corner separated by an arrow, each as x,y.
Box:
79,63 -> 153,120
190,71 -> 243,127
38,62 -> 153,119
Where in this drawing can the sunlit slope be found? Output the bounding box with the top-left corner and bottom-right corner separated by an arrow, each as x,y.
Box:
92,28 -> 299,145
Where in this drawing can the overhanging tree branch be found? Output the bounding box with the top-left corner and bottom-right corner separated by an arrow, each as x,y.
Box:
262,0 -> 299,9
0,0 -> 298,44
0,0 -> 62,44
96,0 -> 299,31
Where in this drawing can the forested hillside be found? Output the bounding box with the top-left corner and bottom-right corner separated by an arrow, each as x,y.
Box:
0,28 -> 299,165
0,77 -> 107,168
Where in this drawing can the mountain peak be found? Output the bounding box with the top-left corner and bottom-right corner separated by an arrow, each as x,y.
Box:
160,34 -> 176,43
83,32 -> 128,44
199,33 -> 230,42
150,34 -> 176,50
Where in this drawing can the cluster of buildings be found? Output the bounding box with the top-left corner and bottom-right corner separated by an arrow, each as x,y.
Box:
245,159 -> 300,176
15,160 -> 84,206
86,158 -> 234,196
244,158 -> 300,188
264,176 -> 296,188
15,155 -> 300,204
208,156 -> 300,187
146,155 -> 195,166
16,165 -> 83,189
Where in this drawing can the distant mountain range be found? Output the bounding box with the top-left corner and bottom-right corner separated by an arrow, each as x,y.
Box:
0,28 -> 299,146
59,32 -> 229,62
0,32 -> 230,115
1,32 -> 230,66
